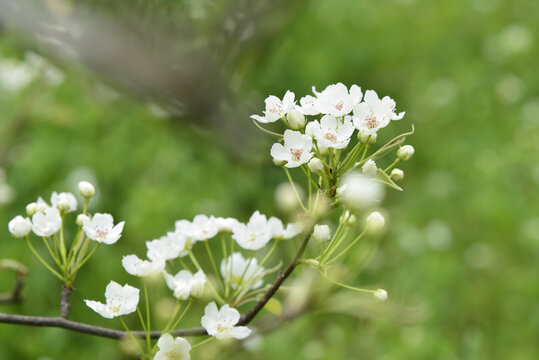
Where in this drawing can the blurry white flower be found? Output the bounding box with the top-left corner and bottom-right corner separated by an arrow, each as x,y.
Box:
76,214 -> 88,227
299,95 -> 319,116
220,252 -> 264,290
374,288 -> 388,301
340,172 -> 384,209
313,83 -> 362,117
397,145 -> 415,161
201,302 -> 251,340
82,213 -> 124,244
146,232 -> 185,262
250,91 -> 295,123
0,59 -> 35,93
155,333 -> 191,360
362,159 -> 378,178
214,217 -> 238,233
287,106 -> 306,129
175,220 -> 200,253
122,255 -> 165,277
390,168 -> 404,181
32,207 -> 62,237
312,224 -> 331,243
271,130 -> 313,168
78,181 -> 96,198
268,217 -> 303,240
25,52 -> 65,86
164,269 -> 206,300
275,182 -> 304,213
307,115 -> 355,150
26,202 -> 38,217
353,90 -> 403,135
232,211 -> 272,250
358,131 -> 377,144
191,215 -> 219,240
51,192 -> 77,213
308,158 -> 324,174
366,211 -> 385,234
8,215 -> 32,238
0,182 -> 14,205
84,281 -> 139,319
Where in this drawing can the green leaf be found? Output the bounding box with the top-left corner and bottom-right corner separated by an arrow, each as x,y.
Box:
264,298 -> 283,317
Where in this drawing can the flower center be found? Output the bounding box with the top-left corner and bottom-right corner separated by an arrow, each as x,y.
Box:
290,148 -> 303,161
366,115 -> 377,129
96,229 -> 109,239
335,101 -> 344,111
269,102 -> 284,116
324,132 -> 337,143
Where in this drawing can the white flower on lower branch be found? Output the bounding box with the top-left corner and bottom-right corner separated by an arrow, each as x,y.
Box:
270,130 -> 313,168
201,302 -> 251,340
220,252 -> 265,290
154,333 -> 191,360
122,254 -> 165,277
163,269 -> 207,300
82,213 -> 124,244
31,206 -> 62,237
84,281 -> 139,319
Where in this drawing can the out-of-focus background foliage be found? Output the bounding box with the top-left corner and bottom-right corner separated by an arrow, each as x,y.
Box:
1,0 -> 538,359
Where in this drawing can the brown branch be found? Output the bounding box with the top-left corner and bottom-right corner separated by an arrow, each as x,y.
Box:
60,285 -> 73,318
0,228 -> 313,339
0,259 -> 28,304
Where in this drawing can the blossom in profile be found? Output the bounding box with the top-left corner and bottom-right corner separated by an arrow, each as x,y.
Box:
307,115 -> 355,149
339,172 -> 384,209
51,191 -> 78,213
78,181 -> 96,198
214,217 -> 238,233
154,333 -> 191,360
267,217 -> 303,240
231,211 -> 272,250
352,90 -> 403,135
220,252 -> 265,290
191,215 -> 219,240
146,232 -> 186,262
31,206 -> 62,237
270,130 -> 313,168
313,83 -> 362,117
201,302 -> 251,340
84,281 -> 139,319
8,215 -> 32,238
250,90 -> 295,123
163,269 -> 207,300
82,213 -> 124,244
122,255 -> 165,277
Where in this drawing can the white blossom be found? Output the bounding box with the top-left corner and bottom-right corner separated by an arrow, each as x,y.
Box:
220,252 -> 264,290
214,217 -> 239,233
250,90 -> 295,123
8,215 -> 32,238
308,115 -> 355,150
0,59 -> 35,93
381,95 -> 405,121
78,181 -> 96,198
146,231 -> 185,262
82,213 -> 124,244
84,281 -> 139,319
313,83 -> 362,117
362,159 -> 378,178
122,255 -> 165,277
268,217 -> 303,240
163,269 -> 206,300
201,302 -> 251,340
231,211 -> 272,250
51,192 -> 78,213
32,206 -> 62,237
270,130 -> 313,168
299,95 -> 320,116
312,224 -> 331,243
286,106 -> 306,129
154,333 -> 191,360
340,172 -> 384,209
191,215 -> 219,240
308,158 -> 324,174
352,90 -> 398,135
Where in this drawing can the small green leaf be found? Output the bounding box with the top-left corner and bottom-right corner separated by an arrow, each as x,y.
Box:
264,298 -> 283,317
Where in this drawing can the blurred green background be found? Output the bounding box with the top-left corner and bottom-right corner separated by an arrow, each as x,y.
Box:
1,0 -> 538,359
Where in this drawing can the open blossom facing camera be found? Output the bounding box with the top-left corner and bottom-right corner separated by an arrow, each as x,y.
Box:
164,269 -> 206,300
250,90 -> 295,123
201,302 -> 251,340
122,254 -> 165,277
84,281 -> 139,319
220,252 -> 265,290
8,215 -> 32,238
353,90 -> 403,135
313,83 -> 362,117
307,115 -> 355,150
155,334 -> 191,360
50,191 -> 77,213
31,206 -> 62,237
232,211 -> 273,250
271,130 -> 313,168
82,213 -> 124,244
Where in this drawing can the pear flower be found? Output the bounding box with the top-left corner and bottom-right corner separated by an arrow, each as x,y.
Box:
214,217 -> 239,233
82,213 -> 124,244
220,252 -> 265,290
299,95 -> 320,116
250,90 -> 295,123
51,191 -> 78,213
352,90 -> 403,135
84,281 -> 139,319
122,255 -> 165,277
270,130 -> 313,168
231,211 -> 272,250
307,115 -> 355,149
312,224 -> 331,243
155,334 -> 191,360
8,215 -> 32,238
313,83 -> 362,117
146,231 -> 186,262
163,269 -> 206,300
201,302 -> 251,340
362,159 -> 378,178
268,217 -> 303,240
191,215 -> 219,241
340,172 -> 384,209
31,206 -> 62,237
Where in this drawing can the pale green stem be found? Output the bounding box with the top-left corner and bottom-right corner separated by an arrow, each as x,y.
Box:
384,158 -> 401,172
169,299 -> 192,331
119,317 -> 146,357
319,270 -> 375,293
188,252 -> 226,304
325,229 -> 366,265
283,167 -> 309,213
143,279 -> 151,352
204,240 -> 224,293
24,236 -> 63,281
191,336 -> 214,350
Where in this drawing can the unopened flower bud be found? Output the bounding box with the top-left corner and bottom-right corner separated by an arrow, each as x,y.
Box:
374,288 -> 388,301
76,214 -> 89,227
390,168 -> 404,181
308,158 -> 324,174
26,202 -> 38,217
8,215 -> 32,238
361,159 -> 377,178
358,131 -> 377,144
78,181 -> 96,198
57,199 -> 71,213
287,107 -> 306,130
397,145 -> 414,161
35,202 -> 47,213
312,224 -> 331,243
347,214 -> 356,226
317,142 -> 329,156
273,158 -> 286,166
366,211 -> 385,234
